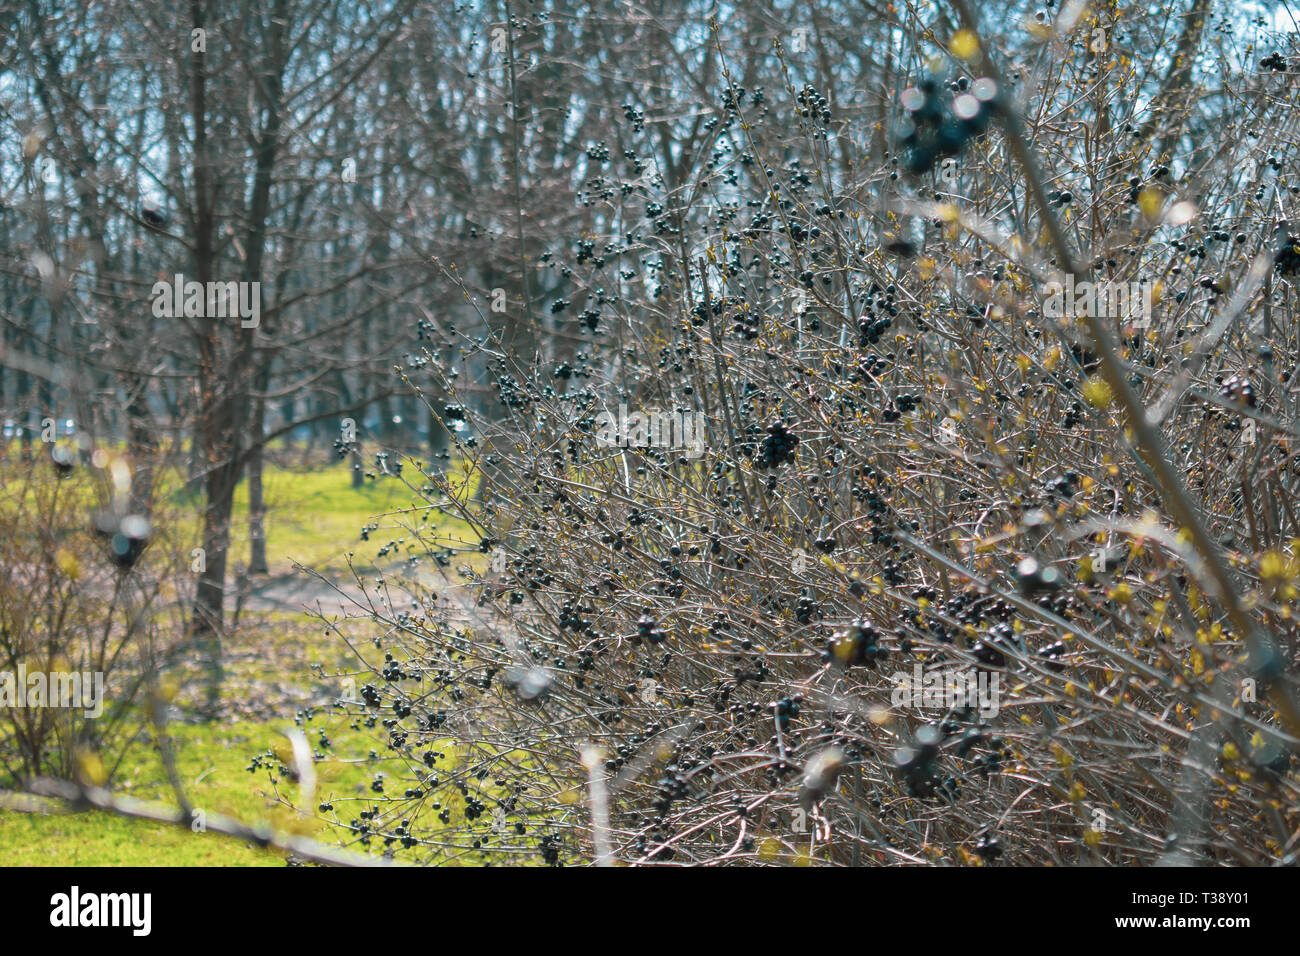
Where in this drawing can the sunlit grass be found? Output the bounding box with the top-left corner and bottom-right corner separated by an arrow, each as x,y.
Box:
0,447 -> 493,866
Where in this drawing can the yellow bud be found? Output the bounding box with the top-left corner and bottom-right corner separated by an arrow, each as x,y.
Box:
55,549 -> 81,581
1082,376 -> 1114,409
1137,188 -> 1164,220
76,749 -> 108,787
951,30 -> 980,61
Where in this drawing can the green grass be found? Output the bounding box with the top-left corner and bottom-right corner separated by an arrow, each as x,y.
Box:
203,453 -> 481,577
0,722 -> 310,866
0,714 -> 470,866
0,453 -> 487,866
3,441 -> 481,578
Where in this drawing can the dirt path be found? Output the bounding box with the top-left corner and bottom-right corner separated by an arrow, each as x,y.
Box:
232,564 -> 491,627
197,564 -> 508,721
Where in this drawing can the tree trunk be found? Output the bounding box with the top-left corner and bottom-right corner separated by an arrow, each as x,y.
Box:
193,453 -> 235,716
187,0 -> 228,718
248,364 -> 272,574
127,388 -> 157,514
247,409 -> 269,574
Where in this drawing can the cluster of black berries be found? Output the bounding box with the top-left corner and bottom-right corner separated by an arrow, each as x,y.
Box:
636,616 -> 667,644
51,443 -> 75,476
790,220 -> 823,244
973,736 -> 1009,778
945,590 -> 1014,629
1015,556 -> 1062,595
1044,472 -> 1079,500
494,374 -> 532,409
93,512 -> 152,570
502,665 -> 552,702
558,599 -> 592,633
881,392 -> 922,423
861,352 -> 889,374
380,653 -> 407,682
794,594 -> 820,624
1061,399 -> 1084,429
813,534 -> 837,552
894,724 -> 945,797
826,620 -> 887,667
653,766 -> 691,827
1069,342 -> 1102,371
720,83 -> 749,122
852,472 -> 897,547
898,76 -> 999,175
731,305 -> 761,339
1220,374 -> 1257,408
756,420 -> 798,468
1196,274 -> 1226,296
770,697 -> 801,729
975,831 -> 1003,860
1125,164 -> 1169,204
857,312 -> 892,346
1260,52 -> 1290,71
1276,234 -> 1300,275
1038,639 -> 1067,672
795,83 -> 831,124
954,727 -> 983,757
622,102 -> 645,133
971,621 -> 1018,669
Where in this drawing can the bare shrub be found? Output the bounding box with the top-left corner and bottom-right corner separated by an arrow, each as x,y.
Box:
0,447 -> 190,788
313,9 -> 1300,865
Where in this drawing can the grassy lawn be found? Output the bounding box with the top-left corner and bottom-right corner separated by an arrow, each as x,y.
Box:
222,455 -> 480,576
0,721 -> 322,867
0,713 -> 476,866
0,452 -> 486,866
